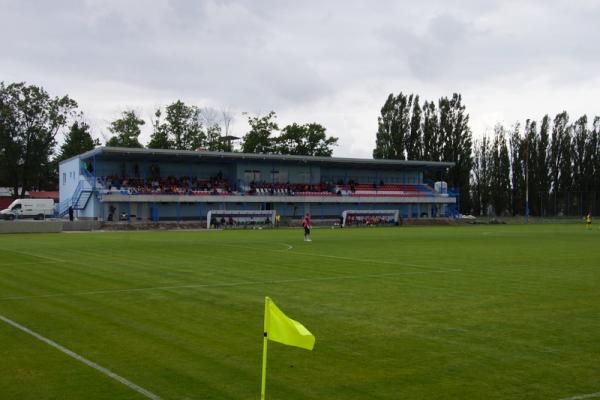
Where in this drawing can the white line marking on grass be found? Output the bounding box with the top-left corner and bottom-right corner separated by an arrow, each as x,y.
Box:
0,260 -> 61,268
560,392 -> 600,400
216,242 -> 294,253
0,249 -> 69,264
285,250 -> 445,270
209,242 -> 451,271
0,314 -> 162,400
0,269 -> 461,301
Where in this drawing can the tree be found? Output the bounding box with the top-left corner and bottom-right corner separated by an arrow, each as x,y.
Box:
0,82 -> 77,196
422,101 -> 440,161
58,121 -> 100,161
471,135 -> 491,215
549,112 -> 568,194
276,123 -> 338,156
198,107 -> 233,152
438,93 -> 473,213
206,123 -> 231,152
523,120 -> 539,215
509,123 -> 524,215
373,93 -> 412,159
148,109 -> 173,149
407,95 -> 422,160
535,115 -> 551,214
571,115 -> 589,192
421,100 -> 442,183
591,117 -> 600,198
241,111 -> 279,154
489,125 -> 511,215
106,110 -> 145,148
221,109 -> 234,137
149,101 -> 205,150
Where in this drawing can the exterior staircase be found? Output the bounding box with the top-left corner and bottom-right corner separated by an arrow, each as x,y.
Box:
57,178 -> 96,217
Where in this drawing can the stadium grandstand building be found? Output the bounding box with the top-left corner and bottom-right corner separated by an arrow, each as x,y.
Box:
58,147 -> 457,222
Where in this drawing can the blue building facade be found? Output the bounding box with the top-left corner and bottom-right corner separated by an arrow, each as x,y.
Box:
58,147 -> 456,222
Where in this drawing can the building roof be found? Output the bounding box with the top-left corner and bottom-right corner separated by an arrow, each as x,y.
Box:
65,147 -> 455,170
29,191 -> 59,200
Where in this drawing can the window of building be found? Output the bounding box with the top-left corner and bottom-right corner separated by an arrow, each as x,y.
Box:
278,170 -> 288,183
63,173 -> 66,185
298,170 -> 310,182
244,170 -> 261,182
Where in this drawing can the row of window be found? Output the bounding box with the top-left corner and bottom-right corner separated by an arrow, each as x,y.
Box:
62,171 -> 77,185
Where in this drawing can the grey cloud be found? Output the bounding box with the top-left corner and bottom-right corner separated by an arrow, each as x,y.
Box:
1,0 -> 599,155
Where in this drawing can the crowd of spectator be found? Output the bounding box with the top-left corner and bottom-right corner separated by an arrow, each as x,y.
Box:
98,175 -> 433,198
344,214 -> 398,226
100,175 -> 232,195
246,182 -> 333,196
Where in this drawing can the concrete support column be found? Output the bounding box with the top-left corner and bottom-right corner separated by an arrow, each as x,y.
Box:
140,203 -> 149,221
427,204 -> 432,218
103,203 -> 110,221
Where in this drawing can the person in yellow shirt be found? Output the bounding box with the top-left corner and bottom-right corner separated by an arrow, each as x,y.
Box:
586,213 -> 592,230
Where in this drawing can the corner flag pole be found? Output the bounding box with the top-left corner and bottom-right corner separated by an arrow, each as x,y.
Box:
260,297 -> 269,400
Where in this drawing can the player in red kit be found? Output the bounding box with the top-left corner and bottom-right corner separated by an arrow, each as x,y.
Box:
302,213 -> 312,242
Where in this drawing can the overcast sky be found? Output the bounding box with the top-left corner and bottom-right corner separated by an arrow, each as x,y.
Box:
1,0 -> 599,157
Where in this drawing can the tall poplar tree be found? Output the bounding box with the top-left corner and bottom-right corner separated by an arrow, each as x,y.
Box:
438,93 -> 473,212
407,95 -> 422,160
509,123 -> 524,215
373,92 -> 412,159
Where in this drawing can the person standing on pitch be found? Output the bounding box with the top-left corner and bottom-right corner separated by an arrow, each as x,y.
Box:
302,213 -> 312,242
586,212 -> 592,230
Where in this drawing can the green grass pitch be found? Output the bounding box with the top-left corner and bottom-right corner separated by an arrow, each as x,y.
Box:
0,224 -> 599,399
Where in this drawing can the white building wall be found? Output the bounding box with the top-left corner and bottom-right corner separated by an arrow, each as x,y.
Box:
58,157 -> 81,204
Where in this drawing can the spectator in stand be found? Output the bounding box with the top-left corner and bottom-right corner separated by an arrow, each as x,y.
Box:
302,213 -> 312,242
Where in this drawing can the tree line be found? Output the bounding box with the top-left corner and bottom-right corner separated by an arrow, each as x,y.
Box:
2,81 -> 598,216
373,92 -> 473,212
0,82 -> 337,196
106,102 -> 338,156
372,91 -> 600,216
472,114 -> 600,217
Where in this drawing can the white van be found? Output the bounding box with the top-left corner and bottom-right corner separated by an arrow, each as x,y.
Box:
0,199 -> 55,220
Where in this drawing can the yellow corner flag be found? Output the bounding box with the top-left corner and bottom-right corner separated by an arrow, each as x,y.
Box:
265,297 -> 315,350
260,297 -> 315,400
